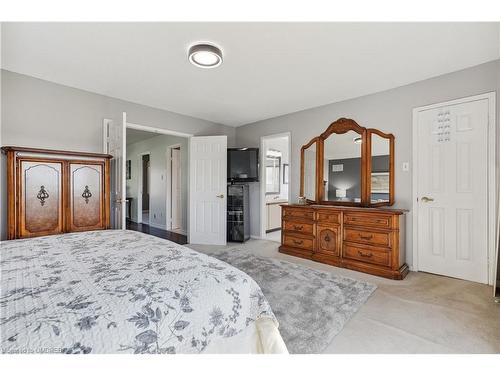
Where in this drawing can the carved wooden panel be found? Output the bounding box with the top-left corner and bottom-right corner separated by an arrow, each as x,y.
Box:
20,160 -> 63,237
279,204 -> 409,279
316,225 -> 340,257
70,163 -> 103,230
3,146 -> 111,240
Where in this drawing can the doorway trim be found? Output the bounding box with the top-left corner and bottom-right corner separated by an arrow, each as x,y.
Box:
127,122 -> 194,138
259,132 -> 292,239
136,151 -> 151,225
166,143 -> 185,234
411,92 -> 496,284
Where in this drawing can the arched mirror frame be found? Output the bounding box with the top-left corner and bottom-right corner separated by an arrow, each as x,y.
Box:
366,128 -> 395,207
299,118 -> 395,207
299,136 -> 320,203
317,118 -> 368,206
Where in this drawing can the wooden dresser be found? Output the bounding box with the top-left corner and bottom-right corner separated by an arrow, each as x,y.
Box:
280,204 -> 409,279
2,146 -> 112,239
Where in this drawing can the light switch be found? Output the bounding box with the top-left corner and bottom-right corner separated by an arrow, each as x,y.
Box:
402,162 -> 410,172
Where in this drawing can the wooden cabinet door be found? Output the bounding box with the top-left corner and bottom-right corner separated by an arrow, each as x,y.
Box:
68,162 -> 104,232
19,160 -> 64,238
316,224 -> 341,257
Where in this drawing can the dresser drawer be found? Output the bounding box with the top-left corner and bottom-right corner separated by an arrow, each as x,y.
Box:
344,228 -> 391,247
283,234 -> 314,251
344,212 -> 392,229
343,243 -> 391,267
317,210 -> 341,224
283,207 -> 315,220
283,220 -> 314,235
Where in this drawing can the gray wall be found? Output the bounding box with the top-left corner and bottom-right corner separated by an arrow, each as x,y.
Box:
126,133 -> 188,231
235,60 -> 500,267
0,69 -> 236,240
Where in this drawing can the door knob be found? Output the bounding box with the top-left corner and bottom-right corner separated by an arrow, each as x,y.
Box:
216,194 -> 224,198
421,196 -> 434,203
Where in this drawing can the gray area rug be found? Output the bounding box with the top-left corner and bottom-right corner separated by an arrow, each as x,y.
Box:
211,249 -> 377,354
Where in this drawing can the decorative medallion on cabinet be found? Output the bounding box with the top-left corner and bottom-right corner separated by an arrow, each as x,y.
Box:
2,146 -> 112,239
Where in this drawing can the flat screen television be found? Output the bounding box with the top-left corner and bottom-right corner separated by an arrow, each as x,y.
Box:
227,148 -> 259,182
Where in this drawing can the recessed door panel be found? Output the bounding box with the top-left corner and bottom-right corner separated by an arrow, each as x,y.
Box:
416,98 -> 489,283
189,136 -> 227,245
70,163 -> 103,230
316,225 -> 340,257
20,160 -> 63,237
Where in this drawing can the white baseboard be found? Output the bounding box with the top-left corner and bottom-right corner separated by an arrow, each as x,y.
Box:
250,235 -> 263,240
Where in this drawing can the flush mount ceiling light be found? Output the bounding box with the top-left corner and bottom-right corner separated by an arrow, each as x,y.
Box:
353,136 -> 362,144
188,43 -> 223,69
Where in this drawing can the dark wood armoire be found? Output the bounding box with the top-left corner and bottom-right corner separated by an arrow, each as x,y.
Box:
2,146 -> 112,239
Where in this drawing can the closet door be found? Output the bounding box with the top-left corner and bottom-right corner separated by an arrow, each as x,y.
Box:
19,159 -> 64,238
68,162 -> 105,232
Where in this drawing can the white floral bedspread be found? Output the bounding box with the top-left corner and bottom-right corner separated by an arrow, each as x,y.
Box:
0,230 -> 280,354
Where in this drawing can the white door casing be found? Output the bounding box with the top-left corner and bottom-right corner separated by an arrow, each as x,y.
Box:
189,136 -> 227,245
413,93 -> 496,284
103,112 -> 126,230
171,147 -> 182,230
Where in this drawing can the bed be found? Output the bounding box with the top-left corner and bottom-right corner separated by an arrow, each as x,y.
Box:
0,230 -> 288,354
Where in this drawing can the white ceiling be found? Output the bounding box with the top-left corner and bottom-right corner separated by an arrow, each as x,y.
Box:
2,23 -> 499,127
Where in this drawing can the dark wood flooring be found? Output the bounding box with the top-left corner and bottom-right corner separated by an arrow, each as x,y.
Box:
126,220 -> 188,245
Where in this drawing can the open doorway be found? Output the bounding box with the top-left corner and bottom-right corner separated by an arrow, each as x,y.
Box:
260,133 -> 291,242
167,145 -> 184,234
125,126 -> 189,244
141,154 -> 150,224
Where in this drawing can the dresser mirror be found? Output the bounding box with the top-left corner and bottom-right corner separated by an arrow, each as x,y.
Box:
299,118 -> 394,207
367,129 -> 394,206
300,137 -> 319,202
322,130 -> 363,204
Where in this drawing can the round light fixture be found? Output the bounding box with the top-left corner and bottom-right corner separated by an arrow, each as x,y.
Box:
353,136 -> 362,144
188,43 -> 223,68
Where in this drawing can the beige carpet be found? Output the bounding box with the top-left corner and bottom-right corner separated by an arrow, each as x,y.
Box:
189,239 -> 500,354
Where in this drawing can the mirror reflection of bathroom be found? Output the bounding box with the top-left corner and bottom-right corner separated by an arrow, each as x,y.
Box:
263,134 -> 290,242
323,131 -> 362,203
370,133 -> 390,204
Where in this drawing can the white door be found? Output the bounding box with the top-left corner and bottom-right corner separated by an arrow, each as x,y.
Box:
171,148 -> 181,230
103,112 -> 126,230
189,136 -> 227,245
415,98 -> 491,283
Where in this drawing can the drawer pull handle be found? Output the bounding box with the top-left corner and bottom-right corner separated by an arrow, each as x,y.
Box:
292,239 -> 303,245
358,251 -> 373,258
358,234 -> 373,240
293,225 -> 303,231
